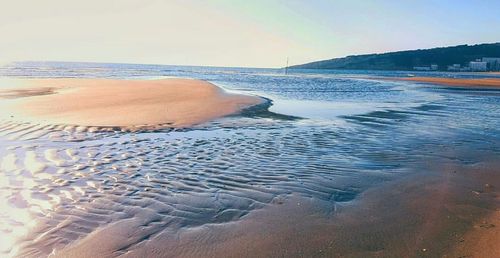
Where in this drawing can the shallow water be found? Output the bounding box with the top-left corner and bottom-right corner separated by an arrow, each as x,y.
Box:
0,62 -> 499,257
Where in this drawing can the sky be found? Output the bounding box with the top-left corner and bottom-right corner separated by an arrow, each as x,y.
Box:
1,0 -> 499,68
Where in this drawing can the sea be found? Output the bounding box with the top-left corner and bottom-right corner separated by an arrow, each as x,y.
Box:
0,61 -> 499,256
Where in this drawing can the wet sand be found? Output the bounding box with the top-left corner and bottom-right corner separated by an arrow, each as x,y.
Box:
393,76 -> 500,88
139,160 -> 498,258
52,156 -> 499,257
0,78 -> 264,129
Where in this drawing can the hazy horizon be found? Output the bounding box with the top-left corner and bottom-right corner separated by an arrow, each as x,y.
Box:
2,0 -> 500,68
4,41 -> 499,69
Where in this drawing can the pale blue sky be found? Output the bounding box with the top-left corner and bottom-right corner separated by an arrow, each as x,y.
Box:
1,0 -> 499,67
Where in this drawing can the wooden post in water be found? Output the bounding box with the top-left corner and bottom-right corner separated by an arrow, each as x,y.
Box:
285,57 -> 289,75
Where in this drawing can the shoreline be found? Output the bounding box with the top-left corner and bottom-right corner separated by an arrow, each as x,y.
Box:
0,78 -> 265,130
390,76 -> 500,88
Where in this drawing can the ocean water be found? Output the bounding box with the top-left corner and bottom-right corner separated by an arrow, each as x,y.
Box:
0,62 -> 499,256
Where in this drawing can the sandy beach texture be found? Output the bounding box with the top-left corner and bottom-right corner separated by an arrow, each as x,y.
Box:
52,156 -> 499,258
394,76 -> 500,88
0,78 -> 263,129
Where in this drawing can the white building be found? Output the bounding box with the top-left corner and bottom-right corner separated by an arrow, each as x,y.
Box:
482,57 -> 500,71
469,61 -> 487,71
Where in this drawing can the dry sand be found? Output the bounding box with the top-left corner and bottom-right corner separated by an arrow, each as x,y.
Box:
393,76 -> 500,88
0,78 -> 264,129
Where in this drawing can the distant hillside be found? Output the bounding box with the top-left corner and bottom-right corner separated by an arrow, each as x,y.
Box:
291,43 -> 500,71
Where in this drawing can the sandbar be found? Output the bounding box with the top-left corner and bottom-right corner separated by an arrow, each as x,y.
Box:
393,76 -> 500,88
0,78 -> 264,129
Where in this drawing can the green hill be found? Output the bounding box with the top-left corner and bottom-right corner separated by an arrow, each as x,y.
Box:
290,43 -> 500,71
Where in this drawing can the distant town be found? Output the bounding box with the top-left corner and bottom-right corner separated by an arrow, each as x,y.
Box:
413,57 -> 500,72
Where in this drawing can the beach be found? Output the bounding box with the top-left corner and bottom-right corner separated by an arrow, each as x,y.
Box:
0,63 -> 499,258
123,159 -> 500,258
2,0 -> 499,256
52,155 -> 499,258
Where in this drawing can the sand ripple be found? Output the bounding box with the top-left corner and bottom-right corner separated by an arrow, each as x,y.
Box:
0,119 -> 378,257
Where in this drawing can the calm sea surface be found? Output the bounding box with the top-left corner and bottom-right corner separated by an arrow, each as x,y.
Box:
0,62 -> 499,256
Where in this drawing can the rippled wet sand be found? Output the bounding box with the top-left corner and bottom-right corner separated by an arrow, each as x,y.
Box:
0,118 -> 384,257
113,157 -> 497,258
